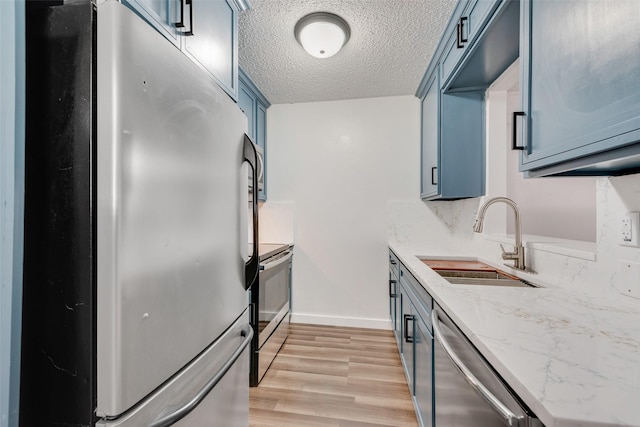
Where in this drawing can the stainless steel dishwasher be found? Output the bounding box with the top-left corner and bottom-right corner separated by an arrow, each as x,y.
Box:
431,304 -> 543,427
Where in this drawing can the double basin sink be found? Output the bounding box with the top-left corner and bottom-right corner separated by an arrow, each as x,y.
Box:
420,259 -> 538,288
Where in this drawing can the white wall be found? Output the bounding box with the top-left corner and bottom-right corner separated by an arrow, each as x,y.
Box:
265,96 -> 420,329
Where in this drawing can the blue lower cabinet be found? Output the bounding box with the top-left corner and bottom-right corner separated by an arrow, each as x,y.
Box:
414,317 -> 433,427
389,254 -> 401,347
394,262 -> 434,427
400,286 -> 415,392
519,0 -> 640,176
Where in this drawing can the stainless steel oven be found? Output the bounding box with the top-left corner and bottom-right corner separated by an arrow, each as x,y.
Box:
249,244 -> 292,386
431,303 -> 543,427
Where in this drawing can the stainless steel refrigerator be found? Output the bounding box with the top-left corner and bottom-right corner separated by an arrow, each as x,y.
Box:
20,1 -> 259,425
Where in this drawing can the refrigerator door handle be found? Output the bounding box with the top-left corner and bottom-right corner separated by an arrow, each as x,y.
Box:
148,326 -> 254,427
244,135 -> 259,290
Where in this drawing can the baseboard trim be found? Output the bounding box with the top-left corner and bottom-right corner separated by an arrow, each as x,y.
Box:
290,313 -> 392,330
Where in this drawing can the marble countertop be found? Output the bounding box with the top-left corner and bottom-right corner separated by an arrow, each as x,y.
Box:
390,242 -> 640,427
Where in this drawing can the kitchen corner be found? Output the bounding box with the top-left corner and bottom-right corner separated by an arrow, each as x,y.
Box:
387,174 -> 640,426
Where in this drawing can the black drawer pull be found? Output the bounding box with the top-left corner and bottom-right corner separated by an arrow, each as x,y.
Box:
184,0 -> 194,36
456,16 -> 468,48
404,314 -> 415,343
512,111 -> 526,150
175,0 -> 185,28
389,280 -> 398,298
460,16 -> 468,43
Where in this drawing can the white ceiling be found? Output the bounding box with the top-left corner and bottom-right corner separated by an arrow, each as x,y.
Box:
238,0 -> 457,105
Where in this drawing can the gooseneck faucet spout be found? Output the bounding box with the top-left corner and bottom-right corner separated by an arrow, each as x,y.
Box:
473,197 -> 526,271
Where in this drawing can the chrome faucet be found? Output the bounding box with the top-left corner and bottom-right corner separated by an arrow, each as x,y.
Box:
473,197 -> 526,271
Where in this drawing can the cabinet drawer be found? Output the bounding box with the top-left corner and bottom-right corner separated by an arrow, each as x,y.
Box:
389,251 -> 400,279
399,266 -> 433,331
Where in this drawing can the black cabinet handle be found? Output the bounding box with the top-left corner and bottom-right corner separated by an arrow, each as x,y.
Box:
175,0 -> 185,28
390,260 -> 397,265
512,111 -> 526,150
460,16 -> 468,43
404,314 -> 414,343
184,0 -> 194,36
431,166 -> 438,185
456,16 -> 468,49
389,280 -> 397,298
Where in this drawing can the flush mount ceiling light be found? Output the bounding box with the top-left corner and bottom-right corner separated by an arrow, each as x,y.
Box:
294,12 -> 351,59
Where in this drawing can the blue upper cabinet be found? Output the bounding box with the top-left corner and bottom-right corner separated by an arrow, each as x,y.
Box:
122,0 -> 182,47
417,0 -> 517,200
518,0 -> 640,176
418,64 -> 485,201
183,0 -> 238,99
239,68 -> 270,201
122,0 -> 239,100
238,83 -> 256,138
440,0 -> 498,89
420,69 -> 440,199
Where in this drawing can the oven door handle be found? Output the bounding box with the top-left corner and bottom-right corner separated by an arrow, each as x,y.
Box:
260,251 -> 292,272
431,308 -> 526,427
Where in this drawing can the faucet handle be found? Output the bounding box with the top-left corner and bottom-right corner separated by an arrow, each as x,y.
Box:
499,243 -> 516,260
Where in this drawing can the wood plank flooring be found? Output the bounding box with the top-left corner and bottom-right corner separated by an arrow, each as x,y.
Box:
249,323 -> 419,427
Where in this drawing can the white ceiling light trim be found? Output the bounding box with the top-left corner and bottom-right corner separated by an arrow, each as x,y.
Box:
294,12 -> 351,58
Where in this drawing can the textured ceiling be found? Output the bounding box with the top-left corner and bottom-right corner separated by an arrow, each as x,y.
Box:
238,0 -> 457,104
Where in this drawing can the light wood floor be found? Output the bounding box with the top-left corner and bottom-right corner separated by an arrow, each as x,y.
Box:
249,323 -> 419,427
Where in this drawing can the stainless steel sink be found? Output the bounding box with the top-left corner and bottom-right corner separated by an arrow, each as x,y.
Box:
435,269 -> 514,280
419,258 -> 539,288
433,269 -> 537,288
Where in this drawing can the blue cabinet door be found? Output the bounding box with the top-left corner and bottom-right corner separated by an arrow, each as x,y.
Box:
238,85 -> 256,139
256,103 -> 267,201
389,260 -> 396,324
122,0 -> 181,47
123,0 -> 239,100
414,316 -> 433,427
420,76 -> 485,200
400,281 -> 415,393
183,0 -> 238,99
519,0 -> 640,175
440,0 -> 498,89
420,69 -> 440,199
439,90 -> 485,199
239,69 -> 270,201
